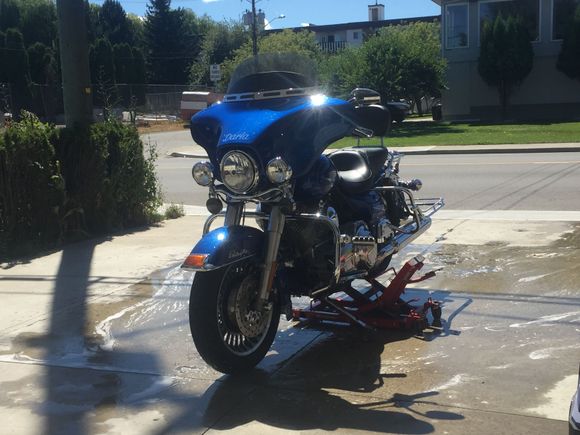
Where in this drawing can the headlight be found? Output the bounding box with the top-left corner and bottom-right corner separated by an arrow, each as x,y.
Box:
192,161 -> 214,186
220,151 -> 259,194
266,157 -> 293,184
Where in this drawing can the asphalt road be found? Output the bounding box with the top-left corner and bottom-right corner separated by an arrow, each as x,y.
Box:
156,152 -> 580,211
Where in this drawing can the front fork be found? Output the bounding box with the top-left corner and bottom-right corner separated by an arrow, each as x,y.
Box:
224,203 -> 285,307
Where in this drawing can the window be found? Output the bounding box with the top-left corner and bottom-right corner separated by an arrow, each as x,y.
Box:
446,4 -> 469,49
353,31 -> 360,40
479,0 -> 540,42
553,0 -> 580,40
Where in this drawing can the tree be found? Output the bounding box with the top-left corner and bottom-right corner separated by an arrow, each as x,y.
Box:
85,1 -> 101,45
557,5 -> 580,82
131,47 -> 147,104
478,13 -> 534,119
145,0 -> 196,84
27,42 -> 54,84
27,41 -> 58,119
0,30 -> 5,83
319,48 -> 365,98
0,0 -> 20,33
220,29 -> 320,89
113,42 -> 133,104
100,0 -> 131,45
20,0 -> 58,47
90,38 -> 116,86
127,13 -> 145,48
90,37 -> 116,112
189,20 -> 247,87
357,23 -> 446,109
3,28 -> 31,114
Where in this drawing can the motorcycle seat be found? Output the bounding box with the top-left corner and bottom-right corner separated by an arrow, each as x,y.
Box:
329,147 -> 388,195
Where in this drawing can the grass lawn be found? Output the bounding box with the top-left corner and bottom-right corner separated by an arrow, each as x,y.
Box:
330,121 -> 580,148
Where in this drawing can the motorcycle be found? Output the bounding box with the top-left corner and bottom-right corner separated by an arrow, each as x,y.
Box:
182,54 -> 444,374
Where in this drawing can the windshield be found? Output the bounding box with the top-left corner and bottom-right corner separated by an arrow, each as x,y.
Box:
227,53 -> 319,94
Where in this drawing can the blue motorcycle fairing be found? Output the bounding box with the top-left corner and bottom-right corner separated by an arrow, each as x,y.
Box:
190,96 -> 356,178
182,226 -> 264,271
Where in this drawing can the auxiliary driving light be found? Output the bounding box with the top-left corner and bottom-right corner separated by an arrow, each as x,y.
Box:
192,161 -> 214,186
266,157 -> 293,184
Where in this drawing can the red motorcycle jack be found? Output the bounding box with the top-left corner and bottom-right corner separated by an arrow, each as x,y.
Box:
292,255 -> 442,332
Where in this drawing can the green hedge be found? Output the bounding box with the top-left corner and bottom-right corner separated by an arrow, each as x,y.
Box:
0,113 -> 63,257
0,114 -> 161,261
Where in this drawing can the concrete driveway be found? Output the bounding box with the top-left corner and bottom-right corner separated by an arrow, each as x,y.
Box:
0,212 -> 578,434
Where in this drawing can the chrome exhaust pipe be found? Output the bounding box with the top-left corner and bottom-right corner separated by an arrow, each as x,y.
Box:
375,216 -> 432,263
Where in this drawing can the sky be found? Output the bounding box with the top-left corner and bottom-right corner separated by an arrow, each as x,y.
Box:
89,0 -> 441,29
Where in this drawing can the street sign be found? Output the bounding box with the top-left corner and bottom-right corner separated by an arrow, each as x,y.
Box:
210,64 -> 221,82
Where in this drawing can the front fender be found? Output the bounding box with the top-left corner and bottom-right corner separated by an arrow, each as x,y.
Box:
182,225 -> 265,271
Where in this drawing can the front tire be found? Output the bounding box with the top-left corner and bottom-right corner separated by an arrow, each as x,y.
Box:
189,261 -> 280,374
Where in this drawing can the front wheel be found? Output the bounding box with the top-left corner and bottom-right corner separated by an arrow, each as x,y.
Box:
189,260 -> 280,374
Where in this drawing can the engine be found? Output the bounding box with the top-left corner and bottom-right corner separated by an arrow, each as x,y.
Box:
338,191 -> 393,275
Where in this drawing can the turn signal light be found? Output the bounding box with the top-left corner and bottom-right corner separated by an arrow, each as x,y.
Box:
182,254 -> 209,269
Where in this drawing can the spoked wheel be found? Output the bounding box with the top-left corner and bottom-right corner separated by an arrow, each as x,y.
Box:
189,260 -> 280,374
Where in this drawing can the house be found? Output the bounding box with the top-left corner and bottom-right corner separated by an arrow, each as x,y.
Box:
267,3 -> 439,53
433,0 -> 580,121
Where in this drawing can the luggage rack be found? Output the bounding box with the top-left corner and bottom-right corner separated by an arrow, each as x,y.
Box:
293,255 -> 442,332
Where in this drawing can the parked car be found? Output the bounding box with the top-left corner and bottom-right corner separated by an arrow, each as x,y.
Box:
386,101 -> 411,123
571,366 -> 580,435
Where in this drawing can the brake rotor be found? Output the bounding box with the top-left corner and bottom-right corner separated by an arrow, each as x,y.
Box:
227,275 -> 271,338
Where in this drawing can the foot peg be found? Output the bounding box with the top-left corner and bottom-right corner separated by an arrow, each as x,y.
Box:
399,179 -> 423,191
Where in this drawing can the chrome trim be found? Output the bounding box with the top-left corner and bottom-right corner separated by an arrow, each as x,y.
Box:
192,161 -> 214,187
214,185 -> 284,203
372,194 -> 444,268
223,86 -> 320,103
201,193 -> 444,293
266,157 -> 293,184
258,206 -> 286,305
224,203 -> 243,227
202,210 -> 342,288
374,187 -> 445,235
220,150 -> 260,194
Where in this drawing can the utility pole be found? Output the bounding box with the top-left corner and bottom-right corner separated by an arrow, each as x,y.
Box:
56,0 -> 93,127
251,0 -> 258,56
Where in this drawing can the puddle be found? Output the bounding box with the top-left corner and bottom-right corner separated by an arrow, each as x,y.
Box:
418,225 -> 580,296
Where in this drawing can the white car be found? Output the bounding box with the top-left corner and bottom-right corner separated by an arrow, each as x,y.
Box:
571,366 -> 580,435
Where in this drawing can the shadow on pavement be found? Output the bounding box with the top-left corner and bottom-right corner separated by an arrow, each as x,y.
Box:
197,329 -> 464,434
36,240 -> 169,435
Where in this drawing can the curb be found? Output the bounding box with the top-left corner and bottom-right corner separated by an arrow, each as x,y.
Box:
168,146 -> 580,159
169,152 -> 208,159
400,146 -> 580,156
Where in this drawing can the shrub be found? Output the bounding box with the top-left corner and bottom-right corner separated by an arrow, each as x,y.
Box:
0,115 -> 162,261
56,120 -> 162,234
0,112 -> 64,259
164,203 -> 185,220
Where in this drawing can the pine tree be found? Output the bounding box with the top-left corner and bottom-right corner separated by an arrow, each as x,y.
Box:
113,43 -> 133,105
557,5 -> 580,82
145,0 -> 174,84
4,28 -> 31,114
145,0 -> 198,84
478,13 -> 534,119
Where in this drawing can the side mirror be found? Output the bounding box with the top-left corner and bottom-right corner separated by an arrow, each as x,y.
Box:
349,88 -> 382,106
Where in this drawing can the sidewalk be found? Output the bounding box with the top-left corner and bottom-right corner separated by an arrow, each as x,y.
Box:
167,141 -> 580,159
0,213 -> 576,434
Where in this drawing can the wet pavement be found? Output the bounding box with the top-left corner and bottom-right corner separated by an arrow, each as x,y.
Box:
0,217 -> 578,434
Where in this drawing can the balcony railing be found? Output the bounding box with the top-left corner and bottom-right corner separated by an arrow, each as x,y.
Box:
317,41 -> 348,53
